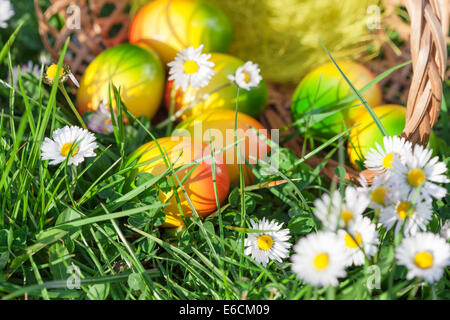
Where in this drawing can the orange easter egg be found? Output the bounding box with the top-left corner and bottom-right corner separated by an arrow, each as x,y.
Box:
131,136 -> 230,227
175,110 -> 270,186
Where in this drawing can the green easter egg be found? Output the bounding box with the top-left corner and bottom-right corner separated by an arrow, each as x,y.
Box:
291,61 -> 382,138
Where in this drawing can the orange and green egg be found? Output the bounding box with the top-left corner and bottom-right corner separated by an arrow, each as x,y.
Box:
129,0 -> 233,64
129,136 -> 230,228
175,109 -> 270,186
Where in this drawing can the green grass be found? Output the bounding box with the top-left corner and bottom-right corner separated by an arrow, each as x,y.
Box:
0,23 -> 449,301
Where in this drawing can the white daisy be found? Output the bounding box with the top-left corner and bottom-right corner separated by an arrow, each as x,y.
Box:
7,61 -> 41,89
313,186 -> 370,231
167,45 -> 215,91
244,218 -> 292,267
41,126 -> 98,166
0,0 -> 14,29
358,174 -> 398,209
227,61 -> 262,91
440,220 -> 450,240
338,216 -> 379,266
291,231 -> 350,287
390,144 -> 449,202
379,195 -> 432,236
88,101 -> 115,134
364,136 -> 412,175
395,232 -> 450,283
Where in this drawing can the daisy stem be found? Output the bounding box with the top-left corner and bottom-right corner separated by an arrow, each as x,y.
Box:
312,286 -> 318,300
326,285 -> 336,300
234,87 -> 247,278
71,165 -> 78,198
165,86 -> 176,136
59,84 -> 87,130
431,283 -> 438,300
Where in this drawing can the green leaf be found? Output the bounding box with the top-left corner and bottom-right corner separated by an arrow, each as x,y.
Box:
128,273 -> 144,291
87,283 -> 110,300
288,214 -> 315,235
0,22 -> 24,65
48,242 -> 70,281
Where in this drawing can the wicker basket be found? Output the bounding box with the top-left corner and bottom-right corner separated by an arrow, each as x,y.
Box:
35,0 -> 449,184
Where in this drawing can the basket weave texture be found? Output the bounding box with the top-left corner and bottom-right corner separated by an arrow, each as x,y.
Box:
35,0 -> 449,183
35,0 -> 130,77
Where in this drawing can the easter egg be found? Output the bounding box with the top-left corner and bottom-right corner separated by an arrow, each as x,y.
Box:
291,61 -> 382,138
129,0 -> 233,65
131,136 -> 230,227
77,43 -> 165,120
348,105 -> 406,169
175,110 -> 270,186
165,53 -> 268,120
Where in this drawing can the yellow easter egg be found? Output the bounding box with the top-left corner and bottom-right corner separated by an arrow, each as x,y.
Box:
77,43 -> 165,120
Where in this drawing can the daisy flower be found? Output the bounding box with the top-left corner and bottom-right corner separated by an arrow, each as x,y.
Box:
358,174 -> 398,209
313,186 -> 370,231
7,61 -> 41,90
390,144 -> 449,202
227,61 -> 262,91
43,64 -> 79,88
291,231 -> 350,287
41,126 -> 98,166
440,220 -> 450,240
364,136 -> 412,175
167,45 -> 215,91
88,101 -> 115,134
395,232 -> 450,283
244,218 -> 292,266
338,216 -> 379,266
379,195 -> 432,236
0,0 -> 14,29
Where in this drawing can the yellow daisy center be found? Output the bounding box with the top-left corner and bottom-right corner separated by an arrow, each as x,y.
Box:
243,71 -> 251,83
344,232 -> 363,249
313,253 -> 329,270
257,234 -> 274,251
184,60 -> 199,74
396,201 -> 413,220
371,187 -> 387,205
60,142 -> 79,157
407,168 -> 426,187
341,210 -> 354,225
414,251 -> 433,269
46,64 -> 59,80
382,152 -> 394,169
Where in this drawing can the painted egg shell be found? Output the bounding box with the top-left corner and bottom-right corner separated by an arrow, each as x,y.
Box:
132,136 -> 230,228
129,0 -> 232,65
175,110 -> 270,186
165,53 -> 268,120
291,61 -> 382,138
77,43 -> 165,120
348,104 -> 406,169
